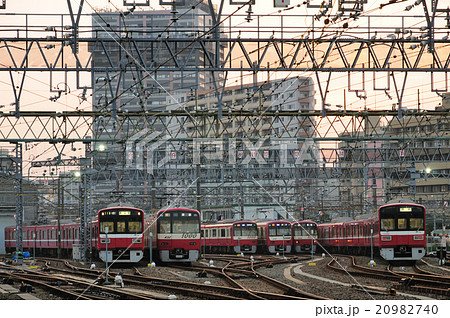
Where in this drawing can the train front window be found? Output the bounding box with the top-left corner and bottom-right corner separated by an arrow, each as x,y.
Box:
278,226 -> 291,236
381,219 -> 395,231
398,218 -> 407,230
128,221 -> 142,233
184,219 -> 200,233
234,224 -> 257,237
172,218 -> 199,234
410,218 -> 424,231
159,218 -> 171,234
269,223 -> 291,236
117,221 -> 126,233
243,226 -> 257,237
100,221 -> 114,233
294,224 -> 317,237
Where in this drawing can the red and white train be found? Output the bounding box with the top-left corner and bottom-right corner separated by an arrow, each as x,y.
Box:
317,202 -> 426,261
5,206 -> 201,264
145,208 -> 201,262
201,220 -> 258,254
292,220 -> 318,253
5,206 -> 146,263
5,218 -> 95,259
98,207 -> 145,263
256,220 -> 292,254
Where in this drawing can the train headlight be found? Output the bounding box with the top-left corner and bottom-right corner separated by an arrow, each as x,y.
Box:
189,242 -> 196,246
413,236 -> 424,240
381,236 -> 392,241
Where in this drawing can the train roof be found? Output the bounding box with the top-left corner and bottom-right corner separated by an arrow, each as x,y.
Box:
203,219 -> 256,224
255,219 -> 292,225
98,206 -> 143,212
157,207 -> 200,213
292,220 -> 317,225
379,202 -> 425,209
384,198 -> 416,205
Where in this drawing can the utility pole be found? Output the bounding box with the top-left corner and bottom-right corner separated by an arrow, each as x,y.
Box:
14,143 -> 24,264
196,164 -> 201,213
57,177 -> 61,258
151,175 -> 156,214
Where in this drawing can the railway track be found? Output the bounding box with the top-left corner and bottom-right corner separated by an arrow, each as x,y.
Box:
0,262 -> 155,300
327,255 -> 450,297
43,259 -> 244,300
171,254 -> 329,300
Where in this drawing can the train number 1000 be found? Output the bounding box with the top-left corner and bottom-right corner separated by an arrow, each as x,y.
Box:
181,233 -> 198,239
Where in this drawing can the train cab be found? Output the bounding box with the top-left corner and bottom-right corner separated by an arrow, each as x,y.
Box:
97,207 -> 145,263
257,220 -> 292,254
378,203 -> 426,261
156,208 -> 201,262
292,220 -> 317,253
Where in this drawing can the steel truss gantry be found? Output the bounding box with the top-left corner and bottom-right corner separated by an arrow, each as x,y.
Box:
0,109 -> 448,142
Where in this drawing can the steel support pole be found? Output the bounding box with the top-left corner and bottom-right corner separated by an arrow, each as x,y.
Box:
14,143 -> 24,264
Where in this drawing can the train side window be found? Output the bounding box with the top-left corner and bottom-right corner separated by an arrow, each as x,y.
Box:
221,229 -> 225,237
212,229 -> 217,237
205,230 -> 209,238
